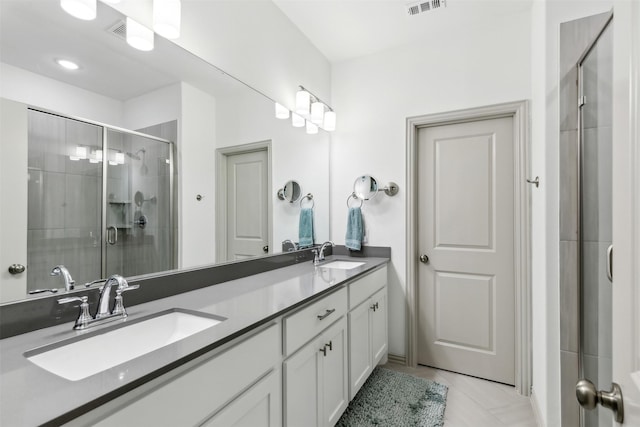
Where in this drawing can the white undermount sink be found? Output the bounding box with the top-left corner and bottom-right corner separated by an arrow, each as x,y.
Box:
25,309 -> 226,381
320,260 -> 365,270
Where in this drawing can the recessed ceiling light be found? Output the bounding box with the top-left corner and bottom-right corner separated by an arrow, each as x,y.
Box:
56,59 -> 80,70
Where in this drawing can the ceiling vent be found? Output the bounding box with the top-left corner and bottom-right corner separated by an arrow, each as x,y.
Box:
106,20 -> 127,40
406,0 -> 446,16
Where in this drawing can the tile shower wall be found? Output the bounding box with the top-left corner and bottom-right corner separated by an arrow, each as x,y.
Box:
27,110 -> 102,290
558,12 -> 612,427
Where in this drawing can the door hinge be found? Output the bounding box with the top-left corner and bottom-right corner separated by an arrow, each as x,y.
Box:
578,96 -> 587,107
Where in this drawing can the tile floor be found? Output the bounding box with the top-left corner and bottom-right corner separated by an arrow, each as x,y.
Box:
383,362 -> 538,427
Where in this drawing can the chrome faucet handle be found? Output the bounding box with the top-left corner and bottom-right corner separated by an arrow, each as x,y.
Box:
58,296 -> 92,330
84,278 -> 107,288
312,249 -> 321,265
112,285 -> 140,317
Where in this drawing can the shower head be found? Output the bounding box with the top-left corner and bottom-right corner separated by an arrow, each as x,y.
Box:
125,148 -> 146,160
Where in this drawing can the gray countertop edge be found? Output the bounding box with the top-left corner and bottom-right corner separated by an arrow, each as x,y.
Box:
0,255 -> 389,427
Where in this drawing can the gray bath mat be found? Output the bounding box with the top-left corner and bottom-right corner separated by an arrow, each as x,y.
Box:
336,367 -> 448,427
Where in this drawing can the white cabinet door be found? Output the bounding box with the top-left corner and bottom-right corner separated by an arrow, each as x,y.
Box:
348,300 -> 372,400
284,335 -> 321,427
348,285 -> 388,400
202,370 -> 281,427
284,316 -> 349,427
370,287 -> 388,365
320,317 -> 348,427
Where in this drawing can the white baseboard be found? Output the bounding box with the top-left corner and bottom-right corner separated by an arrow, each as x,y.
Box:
530,389 -> 545,427
387,353 -> 407,365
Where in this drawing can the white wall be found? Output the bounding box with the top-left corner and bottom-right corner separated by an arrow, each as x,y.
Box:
123,83 -> 181,131
330,10 -> 532,358
110,0 -> 332,114
0,62 -> 123,125
529,1 -> 613,425
216,88 -> 331,248
179,82 -> 217,268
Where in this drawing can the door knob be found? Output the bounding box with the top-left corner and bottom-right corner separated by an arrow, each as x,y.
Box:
262,245 -> 269,253
419,254 -> 429,264
576,379 -> 624,423
8,264 -> 26,274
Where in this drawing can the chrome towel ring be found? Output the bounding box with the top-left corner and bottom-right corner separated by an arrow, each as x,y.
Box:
300,193 -> 314,208
346,193 -> 363,208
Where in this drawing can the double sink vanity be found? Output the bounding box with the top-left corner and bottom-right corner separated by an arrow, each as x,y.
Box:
0,251 -> 389,426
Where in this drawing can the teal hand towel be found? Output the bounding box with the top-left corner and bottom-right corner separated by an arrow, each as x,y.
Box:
299,208 -> 314,248
345,207 -> 363,251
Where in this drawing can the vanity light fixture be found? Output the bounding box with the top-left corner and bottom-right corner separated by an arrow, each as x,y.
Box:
310,101 -> 325,125
153,0 -> 181,39
306,121 -> 318,135
60,0 -> 96,20
323,110 -> 336,132
56,59 -> 79,70
294,86 -> 336,132
89,149 -> 103,164
295,89 -> 311,115
70,146 -> 88,161
126,17 -> 154,51
275,102 -> 290,119
291,112 -> 305,128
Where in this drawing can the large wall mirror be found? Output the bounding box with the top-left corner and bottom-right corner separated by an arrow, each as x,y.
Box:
0,0 -> 330,303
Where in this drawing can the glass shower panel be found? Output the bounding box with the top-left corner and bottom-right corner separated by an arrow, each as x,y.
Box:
579,22 -> 612,427
105,129 -> 173,278
27,110 -> 103,292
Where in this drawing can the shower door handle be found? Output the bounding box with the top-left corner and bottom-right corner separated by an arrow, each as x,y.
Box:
606,244 -> 613,282
107,226 -> 118,245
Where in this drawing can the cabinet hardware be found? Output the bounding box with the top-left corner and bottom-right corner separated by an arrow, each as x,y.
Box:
317,308 -> 335,320
319,347 -> 327,356
325,341 -> 333,351
8,264 -> 25,274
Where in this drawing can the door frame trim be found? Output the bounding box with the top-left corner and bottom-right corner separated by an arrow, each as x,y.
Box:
405,100 -> 531,395
215,141 -> 273,262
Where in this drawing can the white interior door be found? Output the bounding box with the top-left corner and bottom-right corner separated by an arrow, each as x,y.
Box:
226,149 -> 269,260
417,116 -> 515,385
0,99 -> 28,302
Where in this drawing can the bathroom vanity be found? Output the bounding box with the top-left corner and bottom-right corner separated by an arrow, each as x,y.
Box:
0,255 -> 388,426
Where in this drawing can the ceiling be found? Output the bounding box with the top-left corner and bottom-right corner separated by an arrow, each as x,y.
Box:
0,0 -> 244,101
271,0 -> 534,63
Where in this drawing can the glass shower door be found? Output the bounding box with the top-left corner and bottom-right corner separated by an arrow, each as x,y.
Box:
104,128 -> 173,278
578,20 -> 614,427
27,110 -> 103,292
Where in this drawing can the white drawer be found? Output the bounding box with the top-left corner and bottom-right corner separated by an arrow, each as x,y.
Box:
284,287 -> 348,356
90,324 -> 281,427
349,266 -> 387,310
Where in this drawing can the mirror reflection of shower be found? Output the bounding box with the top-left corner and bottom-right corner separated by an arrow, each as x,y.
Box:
26,109 -> 176,293
127,148 -> 149,176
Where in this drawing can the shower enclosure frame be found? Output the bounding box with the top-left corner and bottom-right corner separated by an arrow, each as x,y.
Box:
28,107 -> 177,284
575,12 -> 613,427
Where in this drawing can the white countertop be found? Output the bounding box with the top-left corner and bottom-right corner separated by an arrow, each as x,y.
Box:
0,256 -> 388,426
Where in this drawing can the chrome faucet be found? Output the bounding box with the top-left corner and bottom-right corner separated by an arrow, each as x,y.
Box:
96,274 -> 128,319
58,274 -> 139,330
313,241 -> 335,265
51,265 -> 75,291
